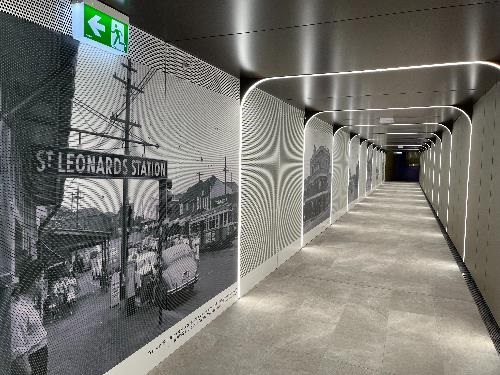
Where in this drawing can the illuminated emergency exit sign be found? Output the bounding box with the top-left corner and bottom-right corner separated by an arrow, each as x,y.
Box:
72,0 -> 129,55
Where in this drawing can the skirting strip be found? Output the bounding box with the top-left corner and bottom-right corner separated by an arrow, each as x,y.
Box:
420,185 -> 500,355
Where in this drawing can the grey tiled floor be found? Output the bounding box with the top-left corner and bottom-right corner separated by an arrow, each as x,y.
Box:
151,182 -> 499,375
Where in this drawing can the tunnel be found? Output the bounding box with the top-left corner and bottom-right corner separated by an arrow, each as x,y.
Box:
0,1 -> 499,375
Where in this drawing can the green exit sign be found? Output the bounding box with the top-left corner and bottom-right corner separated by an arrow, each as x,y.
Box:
72,0 -> 129,55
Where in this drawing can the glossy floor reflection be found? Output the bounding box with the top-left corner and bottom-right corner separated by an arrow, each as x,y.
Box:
151,182 -> 499,375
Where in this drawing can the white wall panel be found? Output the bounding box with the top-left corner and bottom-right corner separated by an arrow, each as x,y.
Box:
465,98 -> 485,279
420,83 -> 500,324
277,103 -> 304,254
485,83 -> 500,323
359,141 -> 368,198
475,87 -> 495,294
331,130 -> 349,220
447,114 -> 470,256
431,139 -> 442,210
240,89 -> 304,291
437,131 -> 451,225
348,136 -> 360,206
240,89 -> 281,277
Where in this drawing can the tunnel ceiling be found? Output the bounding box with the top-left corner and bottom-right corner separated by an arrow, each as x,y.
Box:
328,107 -> 459,151
104,0 -> 500,148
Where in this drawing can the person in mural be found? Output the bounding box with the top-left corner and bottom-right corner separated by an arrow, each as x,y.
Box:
11,259 -> 49,375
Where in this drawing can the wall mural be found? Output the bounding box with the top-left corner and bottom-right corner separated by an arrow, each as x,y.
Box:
303,121 -> 332,234
1,12 -> 239,375
331,130 -> 349,219
348,137 -> 360,203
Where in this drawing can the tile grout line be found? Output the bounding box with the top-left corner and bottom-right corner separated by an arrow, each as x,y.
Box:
277,270 -> 476,304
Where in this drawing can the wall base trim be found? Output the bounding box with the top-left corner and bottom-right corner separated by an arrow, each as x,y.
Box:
303,217 -> 330,246
240,239 -> 302,298
348,198 -> 359,211
107,283 -> 238,375
331,207 -> 347,224
240,255 -> 278,297
277,238 -> 302,268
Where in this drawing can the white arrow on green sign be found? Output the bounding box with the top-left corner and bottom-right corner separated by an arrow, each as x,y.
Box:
88,14 -> 106,37
72,1 -> 129,54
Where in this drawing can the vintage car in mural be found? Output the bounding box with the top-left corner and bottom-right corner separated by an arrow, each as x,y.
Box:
124,235 -> 199,307
153,239 -> 200,309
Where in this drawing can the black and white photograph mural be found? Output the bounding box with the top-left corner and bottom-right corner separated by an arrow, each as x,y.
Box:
1,12 -> 239,375
331,130 -> 349,219
348,136 -> 360,203
303,120 -> 332,234
366,145 -> 373,192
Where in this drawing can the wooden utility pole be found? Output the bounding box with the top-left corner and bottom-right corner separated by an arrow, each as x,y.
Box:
113,58 -> 144,314
71,185 -> 83,229
223,157 -> 228,195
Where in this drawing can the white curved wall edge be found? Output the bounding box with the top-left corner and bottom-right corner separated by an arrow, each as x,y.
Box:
105,283 -> 238,375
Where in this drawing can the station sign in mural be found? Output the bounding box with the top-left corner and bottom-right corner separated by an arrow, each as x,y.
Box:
34,147 -> 168,179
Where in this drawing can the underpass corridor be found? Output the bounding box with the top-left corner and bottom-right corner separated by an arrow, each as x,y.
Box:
152,182 -> 499,375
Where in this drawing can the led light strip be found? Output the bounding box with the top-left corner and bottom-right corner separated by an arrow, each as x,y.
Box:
348,122 -> 439,127
239,61 -> 499,297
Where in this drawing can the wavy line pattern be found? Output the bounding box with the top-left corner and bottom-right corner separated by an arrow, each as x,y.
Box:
240,89 -> 303,276
277,104 -> 303,251
0,1 -> 239,100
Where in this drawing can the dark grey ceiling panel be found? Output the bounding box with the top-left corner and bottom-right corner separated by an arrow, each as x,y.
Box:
103,0 -> 492,43
258,64 -> 499,111
101,0 -> 500,146
103,1 -> 500,77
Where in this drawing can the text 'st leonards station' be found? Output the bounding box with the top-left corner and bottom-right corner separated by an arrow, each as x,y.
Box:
34,147 -> 167,179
